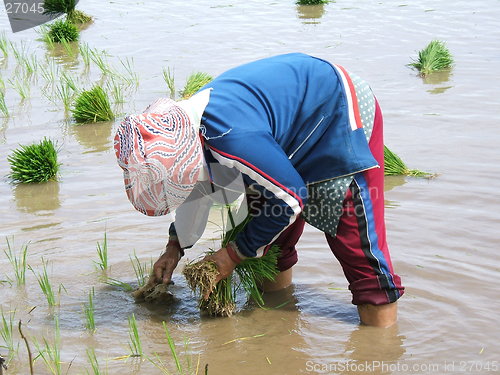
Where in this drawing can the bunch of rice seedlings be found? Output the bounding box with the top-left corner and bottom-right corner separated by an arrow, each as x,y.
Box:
3,238 -> 29,286
180,72 -> 213,99
72,86 -> 114,123
94,232 -> 108,271
7,138 -> 59,184
34,316 -> 62,375
43,0 -> 93,24
0,308 -> 18,362
127,314 -> 142,357
183,211 -> 280,316
83,287 -> 96,333
409,40 -> 453,76
384,145 -> 434,177
296,0 -> 328,4
47,19 -> 79,43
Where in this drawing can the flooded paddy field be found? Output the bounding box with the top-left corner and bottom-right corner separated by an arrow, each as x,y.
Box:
1,0 -> 500,374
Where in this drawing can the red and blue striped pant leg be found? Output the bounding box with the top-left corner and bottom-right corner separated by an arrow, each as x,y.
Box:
325,100 -> 404,305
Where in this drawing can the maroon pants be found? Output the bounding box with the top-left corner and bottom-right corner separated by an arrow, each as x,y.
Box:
266,102 -> 404,305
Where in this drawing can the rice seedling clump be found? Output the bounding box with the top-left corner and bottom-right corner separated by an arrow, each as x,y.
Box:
47,19 -> 79,43
180,72 -> 213,99
72,86 -> 114,123
409,40 -> 453,76
44,0 -> 93,23
8,138 -> 59,183
384,145 -> 434,178
296,0 -> 328,4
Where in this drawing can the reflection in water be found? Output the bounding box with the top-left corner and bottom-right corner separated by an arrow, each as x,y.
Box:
0,118 -> 7,144
422,70 -> 451,85
296,4 -> 326,24
342,325 -> 406,374
13,180 -> 61,213
70,121 -> 113,153
384,175 -> 406,208
44,42 -> 80,69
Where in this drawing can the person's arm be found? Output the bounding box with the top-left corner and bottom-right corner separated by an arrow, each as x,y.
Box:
207,131 -> 308,260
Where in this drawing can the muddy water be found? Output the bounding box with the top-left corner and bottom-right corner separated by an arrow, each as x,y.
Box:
1,0 -> 500,374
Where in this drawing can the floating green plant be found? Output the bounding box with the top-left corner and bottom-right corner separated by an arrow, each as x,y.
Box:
34,316 -> 62,375
47,19 -> 79,43
83,287 -> 96,333
43,0 -> 93,24
296,0 -> 328,4
7,138 -> 60,184
0,308 -> 18,363
127,314 -> 143,358
409,40 -> 453,76
163,67 -> 175,99
72,86 -> 114,123
180,72 -> 213,99
3,237 -> 29,286
384,145 -> 434,178
94,232 -> 109,271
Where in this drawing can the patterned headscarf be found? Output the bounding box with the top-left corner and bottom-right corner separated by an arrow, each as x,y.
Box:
114,98 -> 204,216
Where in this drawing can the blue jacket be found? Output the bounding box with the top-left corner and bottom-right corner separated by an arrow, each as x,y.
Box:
198,53 -> 378,258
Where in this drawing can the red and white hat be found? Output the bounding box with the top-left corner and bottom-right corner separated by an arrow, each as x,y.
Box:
114,98 -> 204,216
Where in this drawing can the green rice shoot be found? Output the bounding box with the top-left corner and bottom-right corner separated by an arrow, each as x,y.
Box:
3,237 -> 29,286
129,251 -> 151,288
0,91 -> 8,117
100,277 -> 134,292
34,316 -> 62,375
384,145 -> 434,178
0,32 -> 9,58
94,232 -> 109,271
31,258 -> 60,307
7,137 -> 59,184
180,72 -> 213,99
72,86 -> 114,123
127,314 -> 143,357
86,347 -> 106,375
148,322 -> 200,375
162,67 -> 176,99
0,308 -> 18,362
83,287 -> 96,333
409,40 -> 453,76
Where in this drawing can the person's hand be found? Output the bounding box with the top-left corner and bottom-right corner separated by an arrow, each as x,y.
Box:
201,247 -> 238,299
152,240 -> 183,285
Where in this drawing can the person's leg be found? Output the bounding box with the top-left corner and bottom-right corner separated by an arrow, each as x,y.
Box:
260,215 -> 306,292
326,101 -> 404,327
246,192 -> 305,292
